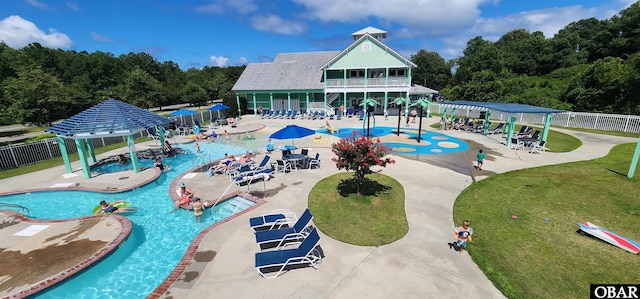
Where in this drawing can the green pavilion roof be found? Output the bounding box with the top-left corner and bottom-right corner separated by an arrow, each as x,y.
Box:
46,98 -> 173,139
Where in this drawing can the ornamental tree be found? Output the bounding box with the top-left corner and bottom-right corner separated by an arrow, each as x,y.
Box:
331,132 -> 395,195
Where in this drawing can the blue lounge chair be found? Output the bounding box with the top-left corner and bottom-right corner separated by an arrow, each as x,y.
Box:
249,209 -> 298,232
289,110 -> 297,119
487,123 -> 504,135
254,227 -> 322,279
254,208 -> 313,245
228,155 -> 272,180
233,168 -> 273,186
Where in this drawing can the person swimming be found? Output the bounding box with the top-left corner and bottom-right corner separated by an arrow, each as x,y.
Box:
96,200 -> 137,215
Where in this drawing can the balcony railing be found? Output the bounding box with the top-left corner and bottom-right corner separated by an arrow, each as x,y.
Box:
325,77 -> 409,88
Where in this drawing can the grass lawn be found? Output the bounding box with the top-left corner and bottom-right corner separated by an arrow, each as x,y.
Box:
454,143 -> 640,299
308,172 -> 408,246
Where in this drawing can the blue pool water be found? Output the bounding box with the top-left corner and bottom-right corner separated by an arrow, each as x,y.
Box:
0,141 -> 253,298
91,159 -> 155,173
318,126 -> 468,154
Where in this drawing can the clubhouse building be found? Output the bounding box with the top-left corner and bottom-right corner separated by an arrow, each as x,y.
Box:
232,26 -> 438,117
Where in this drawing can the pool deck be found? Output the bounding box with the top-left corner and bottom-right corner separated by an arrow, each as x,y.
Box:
0,115 -> 636,298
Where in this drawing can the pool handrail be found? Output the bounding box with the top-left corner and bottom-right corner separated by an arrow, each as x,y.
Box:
0,203 -> 29,228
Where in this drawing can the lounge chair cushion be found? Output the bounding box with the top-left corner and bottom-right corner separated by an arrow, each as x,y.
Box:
250,214 -> 286,228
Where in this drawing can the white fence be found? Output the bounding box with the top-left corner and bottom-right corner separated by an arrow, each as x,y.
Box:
0,110 -> 222,171
431,103 -> 640,133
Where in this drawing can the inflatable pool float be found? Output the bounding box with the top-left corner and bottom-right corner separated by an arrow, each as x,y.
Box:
325,126 -> 339,133
92,201 -> 132,215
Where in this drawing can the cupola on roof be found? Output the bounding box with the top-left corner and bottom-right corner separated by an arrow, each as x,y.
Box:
351,26 -> 387,40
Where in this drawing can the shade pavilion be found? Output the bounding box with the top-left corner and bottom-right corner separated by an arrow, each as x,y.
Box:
45,98 -> 173,178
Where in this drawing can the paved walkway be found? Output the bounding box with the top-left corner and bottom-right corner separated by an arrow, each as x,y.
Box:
0,115 -> 636,298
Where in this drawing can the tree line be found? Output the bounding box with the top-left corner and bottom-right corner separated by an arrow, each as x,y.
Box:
0,43 -> 245,126
411,2 -> 640,115
1,3 -> 639,127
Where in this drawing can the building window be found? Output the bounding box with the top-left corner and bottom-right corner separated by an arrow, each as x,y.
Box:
389,68 -> 406,77
350,70 -> 365,77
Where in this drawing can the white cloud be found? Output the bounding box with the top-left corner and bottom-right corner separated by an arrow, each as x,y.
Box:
66,1 -> 80,11
195,3 -> 224,14
26,0 -> 52,10
292,0 -> 486,37
210,55 -> 229,67
251,15 -> 307,35
194,0 -> 257,14
237,57 -> 248,65
471,6 -> 597,40
90,32 -> 115,43
0,15 -> 73,49
226,0 -> 257,14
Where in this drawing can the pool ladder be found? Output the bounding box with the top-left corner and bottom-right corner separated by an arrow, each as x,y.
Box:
0,203 -> 29,229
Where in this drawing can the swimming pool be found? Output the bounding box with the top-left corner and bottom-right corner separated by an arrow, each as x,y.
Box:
0,142 -> 253,298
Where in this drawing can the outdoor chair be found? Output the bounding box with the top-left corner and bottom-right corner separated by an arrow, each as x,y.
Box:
228,155 -> 271,179
488,123 -> 505,135
517,127 -> 533,137
529,140 -> 548,154
307,153 -> 320,169
271,110 -> 280,119
254,226 -> 322,279
249,209 -> 299,232
233,168 -> 273,187
510,138 -> 525,150
290,110 -> 297,119
279,110 -> 287,119
254,209 -> 313,246
275,159 -> 292,174
528,130 -> 541,140
515,126 -> 528,136
146,127 -> 160,145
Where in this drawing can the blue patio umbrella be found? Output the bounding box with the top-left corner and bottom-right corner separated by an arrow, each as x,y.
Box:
269,124 -> 315,146
169,108 -> 196,124
209,103 -> 230,119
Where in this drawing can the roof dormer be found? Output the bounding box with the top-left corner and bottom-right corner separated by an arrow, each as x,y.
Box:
351,26 -> 387,41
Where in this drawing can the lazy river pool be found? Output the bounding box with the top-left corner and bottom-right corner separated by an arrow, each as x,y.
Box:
0,141 -> 253,298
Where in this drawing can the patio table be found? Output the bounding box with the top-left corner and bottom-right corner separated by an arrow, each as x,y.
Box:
284,154 -> 306,171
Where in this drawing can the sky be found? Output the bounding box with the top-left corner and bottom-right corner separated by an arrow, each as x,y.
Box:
0,0 -> 637,70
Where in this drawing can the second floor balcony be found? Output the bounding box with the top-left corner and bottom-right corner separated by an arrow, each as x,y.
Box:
325,77 -> 409,88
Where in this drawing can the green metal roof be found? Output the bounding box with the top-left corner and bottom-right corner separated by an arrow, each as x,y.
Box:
46,98 -> 173,139
441,101 -> 565,114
